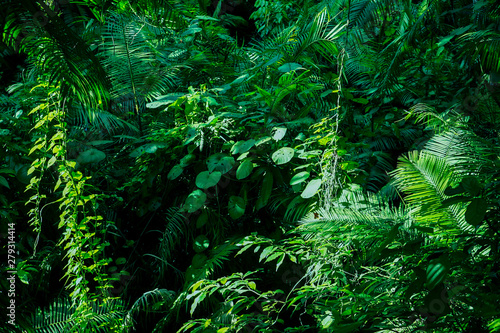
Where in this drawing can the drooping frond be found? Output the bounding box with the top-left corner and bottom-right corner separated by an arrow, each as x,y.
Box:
390,150 -> 471,235
3,0 -> 110,109
298,185 -> 414,242
32,297 -> 125,333
424,129 -> 496,176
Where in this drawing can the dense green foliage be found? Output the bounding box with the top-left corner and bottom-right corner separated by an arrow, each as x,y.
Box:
1,0 -> 499,332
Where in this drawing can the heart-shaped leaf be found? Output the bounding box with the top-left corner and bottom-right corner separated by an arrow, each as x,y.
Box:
77,149 -> 106,164
195,171 -> 221,189
272,127 -> 287,141
272,147 -> 294,165
183,190 -> 207,213
207,153 -> 235,174
228,196 -> 246,219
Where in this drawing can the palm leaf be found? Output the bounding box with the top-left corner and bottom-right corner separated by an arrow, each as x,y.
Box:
390,150 -> 471,235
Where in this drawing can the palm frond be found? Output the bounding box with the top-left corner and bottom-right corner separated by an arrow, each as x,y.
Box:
32,297 -> 125,333
390,150 -> 471,235
3,0 -> 110,109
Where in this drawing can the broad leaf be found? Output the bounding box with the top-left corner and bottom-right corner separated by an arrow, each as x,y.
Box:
290,171 -> 310,185
301,179 -> 322,198
228,196 -> 245,219
207,153 -> 235,174
272,147 -> 294,165
236,159 -> 253,180
256,172 -> 273,210
272,127 -> 287,141
196,171 -> 221,189
78,149 -> 106,164
183,190 -> 207,213
231,139 -> 256,155
465,198 -> 487,226
278,63 -> 302,72
167,165 -> 183,180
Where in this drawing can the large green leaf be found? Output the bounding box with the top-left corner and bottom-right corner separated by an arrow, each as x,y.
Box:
465,198 -> 487,226
77,149 -> 106,164
228,196 -> 246,219
167,165 -> 183,180
256,172 -> 273,210
272,147 -> 294,165
290,171 -> 310,185
195,171 -> 221,189
231,139 -> 256,155
183,190 -> 207,213
206,153 -> 235,174
301,179 -> 322,198
236,159 -> 254,180
272,127 -> 287,141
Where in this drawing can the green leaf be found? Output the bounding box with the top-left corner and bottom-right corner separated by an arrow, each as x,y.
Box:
207,153 -> 235,174
196,171 -> 222,189
278,63 -> 302,72
321,315 -> 334,329
231,139 -> 256,155
180,154 -> 196,167
77,149 -> 106,164
193,235 -> 210,253
196,211 -> 208,228
465,198 -> 487,226
236,159 -> 253,180
301,179 -> 322,198
167,165 -> 183,180
462,176 -> 481,196
272,127 -> 287,141
230,74 -> 250,86
256,172 -> 273,210
425,256 -> 450,290
115,257 -> 126,265
351,97 -> 369,104
290,171 -> 310,185
0,176 -> 9,189
183,190 -> 207,213
228,196 -> 246,219
272,147 -> 294,165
